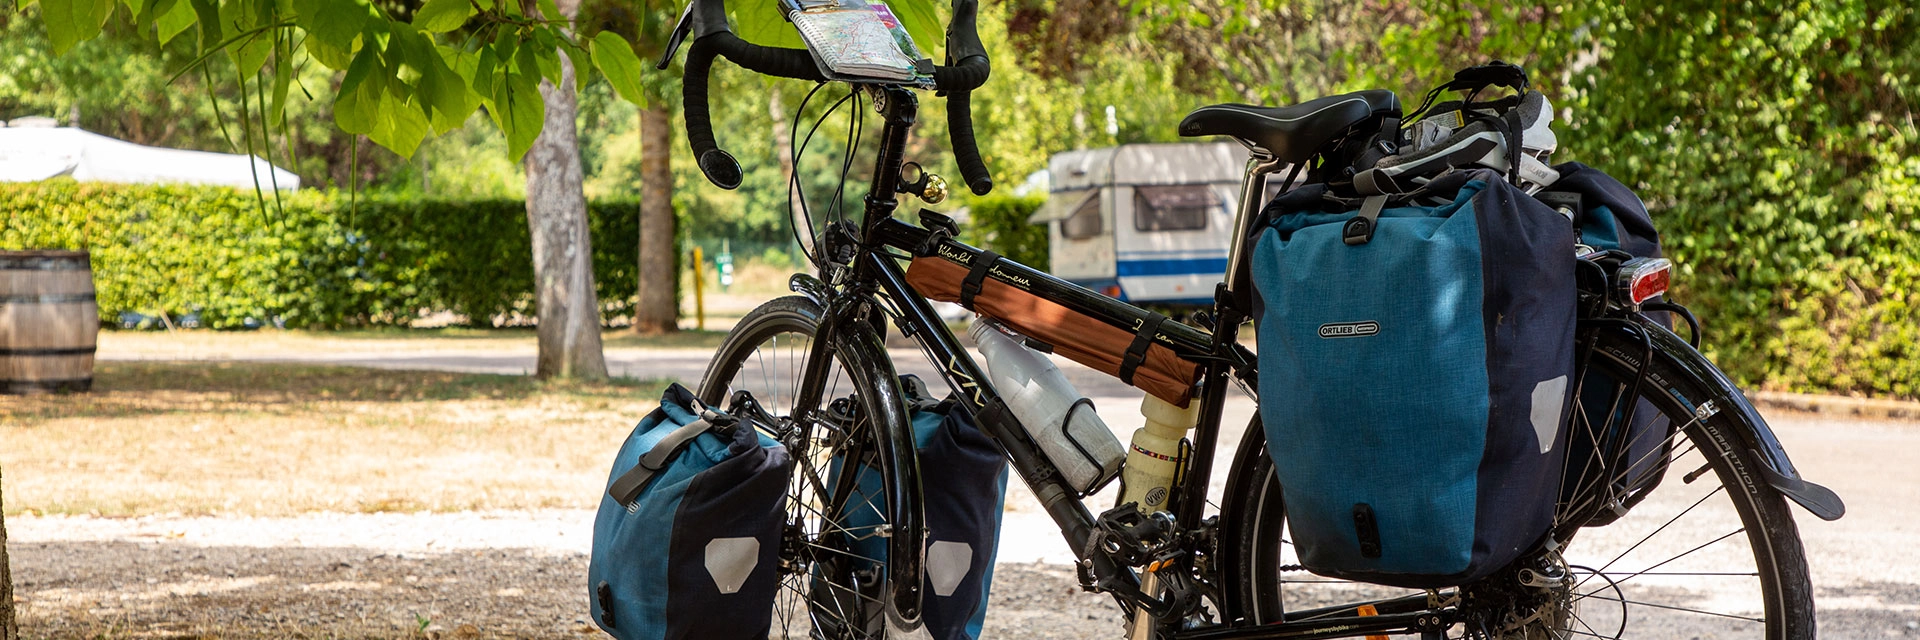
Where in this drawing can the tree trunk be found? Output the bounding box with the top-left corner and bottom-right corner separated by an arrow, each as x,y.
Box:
634,103 -> 678,335
522,0 -> 609,380
2,465 -> 16,640
770,85 -> 801,214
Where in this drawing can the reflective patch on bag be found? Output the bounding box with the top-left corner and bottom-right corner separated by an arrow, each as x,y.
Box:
1530,375 -> 1569,454
926,541 -> 975,597
705,537 -> 761,594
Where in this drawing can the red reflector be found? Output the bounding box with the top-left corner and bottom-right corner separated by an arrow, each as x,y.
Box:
1618,258 -> 1673,305
1102,285 -> 1122,298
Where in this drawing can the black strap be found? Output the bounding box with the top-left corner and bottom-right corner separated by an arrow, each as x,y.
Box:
1118,314 -> 1169,385
608,418 -> 711,507
958,250 -> 1001,309
1342,196 -> 1388,246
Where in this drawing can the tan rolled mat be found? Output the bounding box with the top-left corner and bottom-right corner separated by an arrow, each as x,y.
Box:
906,256 -> 1200,406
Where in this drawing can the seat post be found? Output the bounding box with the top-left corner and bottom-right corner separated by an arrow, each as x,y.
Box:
1223,153 -> 1289,299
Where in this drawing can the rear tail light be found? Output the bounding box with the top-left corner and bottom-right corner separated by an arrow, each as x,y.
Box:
1616,257 -> 1672,306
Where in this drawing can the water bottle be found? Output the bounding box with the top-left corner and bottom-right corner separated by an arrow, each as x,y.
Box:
969,319 -> 1125,493
1117,394 -> 1201,514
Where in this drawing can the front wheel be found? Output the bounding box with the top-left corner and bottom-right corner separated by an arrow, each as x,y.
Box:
699,295 -> 912,640
1223,320 -> 1815,638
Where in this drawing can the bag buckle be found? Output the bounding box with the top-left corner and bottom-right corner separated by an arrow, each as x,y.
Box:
1343,195 -> 1389,246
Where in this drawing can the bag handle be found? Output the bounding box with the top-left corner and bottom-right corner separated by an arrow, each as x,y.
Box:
608,418 -> 714,508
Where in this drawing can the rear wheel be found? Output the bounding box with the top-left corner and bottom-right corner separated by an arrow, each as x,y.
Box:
1226,321 -> 1815,638
700,295 -> 898,639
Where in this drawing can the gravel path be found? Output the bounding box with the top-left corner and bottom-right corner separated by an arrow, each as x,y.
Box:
8,512 -> 1121,639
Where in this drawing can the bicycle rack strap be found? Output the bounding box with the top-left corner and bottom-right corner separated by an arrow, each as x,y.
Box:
958,250 -> 1002,309
1119,314 -> 1170,385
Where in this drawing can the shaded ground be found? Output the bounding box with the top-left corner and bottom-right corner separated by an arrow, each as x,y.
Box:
10,539 -> 1122,640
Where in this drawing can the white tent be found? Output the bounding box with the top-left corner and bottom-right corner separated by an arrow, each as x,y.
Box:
0,124 -> 300,190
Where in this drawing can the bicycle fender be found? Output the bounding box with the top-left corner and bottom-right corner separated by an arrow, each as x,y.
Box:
1628,320 -> 1846,521
826,301 -> 932,629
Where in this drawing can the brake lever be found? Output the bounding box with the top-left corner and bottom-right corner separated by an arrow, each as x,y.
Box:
656,3 -> 695,70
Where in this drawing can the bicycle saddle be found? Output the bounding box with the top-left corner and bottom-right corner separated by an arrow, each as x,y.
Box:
1179,89 -> 1401,164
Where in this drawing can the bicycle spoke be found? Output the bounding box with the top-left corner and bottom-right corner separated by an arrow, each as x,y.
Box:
1576,593 -> 1765,624
1574,527 -> 1748,598
1575,483 -> 1726,591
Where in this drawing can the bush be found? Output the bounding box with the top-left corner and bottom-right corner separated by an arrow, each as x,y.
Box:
1557,2 -> 1920,398
961,194 -> 1048,272
0,181 -> 661,328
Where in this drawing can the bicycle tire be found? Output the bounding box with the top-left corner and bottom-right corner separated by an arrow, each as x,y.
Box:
699,295 -> 918,640
1221,319 -> 1815,639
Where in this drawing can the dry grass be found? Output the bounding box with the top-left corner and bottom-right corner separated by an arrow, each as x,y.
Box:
1,362 -> 667,517
99,325 -> 732,358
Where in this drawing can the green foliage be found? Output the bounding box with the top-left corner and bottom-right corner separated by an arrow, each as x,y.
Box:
0,181 -> 657,328
29,0 -> 945,161
962,194 -> 1047,271
1550,1 -> 1920,398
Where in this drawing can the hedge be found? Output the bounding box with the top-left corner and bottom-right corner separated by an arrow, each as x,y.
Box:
961,194 -> 1048,272
1556,2 -> 1920,399
0,181 -> 662,328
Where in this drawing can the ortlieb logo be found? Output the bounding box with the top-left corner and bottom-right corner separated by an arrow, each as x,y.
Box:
1318,321 -> 1379,338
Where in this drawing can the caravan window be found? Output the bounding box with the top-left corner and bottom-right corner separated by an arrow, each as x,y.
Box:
1133,185 -> 1219,232
1062,192 -> 1103,239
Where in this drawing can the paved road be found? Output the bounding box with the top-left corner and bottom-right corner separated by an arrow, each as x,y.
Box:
93,342 -> 1920,636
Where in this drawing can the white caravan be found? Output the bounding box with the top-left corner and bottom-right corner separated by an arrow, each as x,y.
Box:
1030,143 -> 1257,306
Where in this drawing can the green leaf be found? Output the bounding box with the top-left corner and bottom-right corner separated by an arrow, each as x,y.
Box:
470,43 -> 500,104
562,39 -> 590,92
531,32 -> 562,86
333,44 -> 384,134
411,0 -> 472,33
883,0 -> 942,61
729,0 -> 802,49
188,0 -> 223,50
593,31 -> 648,107
391,27 -> 476,133
42,0 -> 116,55
367,93 -> 430,157
291,0 -> 369,53
270,42 -> 292,120
435,44 -> 483,129
535,0 -> 558,20
501,44 -> 547,161
305,30 -> 357,69
154,0 -> 196,45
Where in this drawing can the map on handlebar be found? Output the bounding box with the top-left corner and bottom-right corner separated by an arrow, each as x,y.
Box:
782,0 -> 935,85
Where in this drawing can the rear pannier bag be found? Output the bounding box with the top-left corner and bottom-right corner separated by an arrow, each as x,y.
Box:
588,383 -> 792,640
831,375 -> 1008,640
906,245 -> 1201,407
1251,169 -> 1577,588
1543,162 -> 1674,524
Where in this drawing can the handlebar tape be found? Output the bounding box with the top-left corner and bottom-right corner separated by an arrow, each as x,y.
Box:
683,33 -> 826,189
936,0 -> 991,194
946,90 -> 993,195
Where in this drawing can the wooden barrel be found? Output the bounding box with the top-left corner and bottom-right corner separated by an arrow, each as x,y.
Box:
0,250 -> 99,394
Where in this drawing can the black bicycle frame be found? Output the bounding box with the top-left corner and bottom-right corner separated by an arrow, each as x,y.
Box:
772,83 -> 1843,639
781,84 -> 1265,626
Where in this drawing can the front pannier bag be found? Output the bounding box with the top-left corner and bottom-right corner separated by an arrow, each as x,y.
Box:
588,384 -> 792,640
832,375 -> 1009,640
1252,169 -> 1577,588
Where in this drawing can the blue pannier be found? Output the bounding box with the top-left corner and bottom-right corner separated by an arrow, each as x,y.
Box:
588,383 -> 792,640
1547,162 -> 1673,523
833,375 -> 1008,640
1251,168 -> 1577,588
